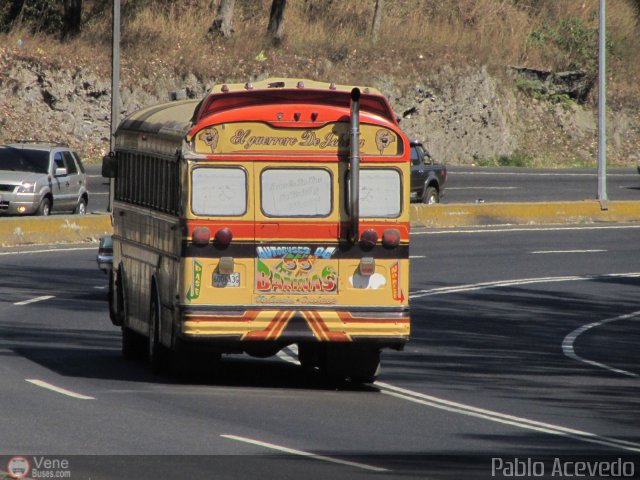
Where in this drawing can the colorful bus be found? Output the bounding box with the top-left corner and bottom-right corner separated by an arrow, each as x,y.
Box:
102,78 -> 410,382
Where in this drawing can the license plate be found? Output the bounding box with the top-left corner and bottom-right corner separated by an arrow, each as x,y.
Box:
213,272 -> 240,287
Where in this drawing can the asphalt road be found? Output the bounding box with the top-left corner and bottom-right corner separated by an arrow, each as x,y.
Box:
1,224 -> 639,478
83,165 -> 640,213
443,166 -> 640,204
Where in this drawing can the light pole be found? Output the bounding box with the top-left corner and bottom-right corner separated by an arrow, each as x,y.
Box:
597,0 -> 607,208
108,0 -> 120,213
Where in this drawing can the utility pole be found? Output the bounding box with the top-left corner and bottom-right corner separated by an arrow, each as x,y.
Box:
597,0 -> 607,208
109,0 -> 120,213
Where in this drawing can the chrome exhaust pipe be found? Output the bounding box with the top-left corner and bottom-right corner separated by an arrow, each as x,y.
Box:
349,87 -> 361,244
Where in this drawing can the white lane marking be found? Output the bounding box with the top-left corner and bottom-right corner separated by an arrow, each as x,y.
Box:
89,192 -> 109,195
274,347 -> 640,453
531,249 -> 607,254
411,225 -> 640,236
93,286 -> 107,290
453,171 -> 631,178
0,246 -> 97,256
26,379 -> 95,400
13,295 -> 55,306
562,311 -> 640,378
446,186 -> 519,190
409,273 -> 640,299
375,383 -> 640,453
409,255 -> 426,259
222,434 -> 389,472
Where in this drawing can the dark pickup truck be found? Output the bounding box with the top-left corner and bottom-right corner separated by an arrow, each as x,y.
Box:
410,140 -> 447,204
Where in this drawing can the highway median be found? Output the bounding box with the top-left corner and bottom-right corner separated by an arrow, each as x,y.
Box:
1,200 -> 640,246
0,214 -> 112,246
411,200 -> 640,228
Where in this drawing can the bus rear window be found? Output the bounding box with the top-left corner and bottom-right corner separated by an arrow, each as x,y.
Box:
192,167 -> 247,216
261,168 -> 332,217
359,169 -> 401,218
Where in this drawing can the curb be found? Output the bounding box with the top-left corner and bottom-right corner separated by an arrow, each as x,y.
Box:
1,200 -> 639,246
410,200 -> 640,228
0,214 -> 112,246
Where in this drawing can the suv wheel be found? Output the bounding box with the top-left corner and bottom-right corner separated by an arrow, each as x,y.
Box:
75,198 -> 87,215
38,197 -> 52,216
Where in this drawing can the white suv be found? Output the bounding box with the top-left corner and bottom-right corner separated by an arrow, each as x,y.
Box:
0,142 -> 89,216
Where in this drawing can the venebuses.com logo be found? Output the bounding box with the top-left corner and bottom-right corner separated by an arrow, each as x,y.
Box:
5,456 -> 72,479
6,457 -> 30,479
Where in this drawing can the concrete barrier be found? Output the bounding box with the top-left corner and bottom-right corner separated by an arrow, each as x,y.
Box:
1,200 -> 639,246
0,214 -> 112,246
411,200 -> 640,228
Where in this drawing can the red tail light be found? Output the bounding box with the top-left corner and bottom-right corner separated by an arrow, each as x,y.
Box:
382,228 -> 401,248
215,227 -> 233,246
360,229 -> 378,248
192,227 -> 211,246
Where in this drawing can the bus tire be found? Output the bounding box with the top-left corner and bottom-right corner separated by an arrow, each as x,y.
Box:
148,292 -> 169,373
298,343 -> 320,371
320,344 -> 381,384
108,270 -> 123,326
348,348 -> 381,384
122,326 -> 146,360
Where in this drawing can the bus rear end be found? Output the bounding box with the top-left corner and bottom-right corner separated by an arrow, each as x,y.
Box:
179,79 -> 410,382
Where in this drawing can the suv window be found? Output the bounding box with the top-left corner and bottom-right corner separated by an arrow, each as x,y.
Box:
72,151 -> 86,173
63,151 -> 78,174
54,152 -> 66,173
0,147 -> 50,173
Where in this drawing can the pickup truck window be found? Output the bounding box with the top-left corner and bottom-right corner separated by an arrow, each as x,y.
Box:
411,145 -> 432,166
411,146 -> 421,166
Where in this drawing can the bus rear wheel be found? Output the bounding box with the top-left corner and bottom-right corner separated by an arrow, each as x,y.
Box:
122,326 -> 146,360
148,294 -> 169,373
319,344 -> 381,384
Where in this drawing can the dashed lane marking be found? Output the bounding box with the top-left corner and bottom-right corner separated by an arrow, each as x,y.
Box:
13,295 -> 55,306
409,273 -> 640,299
221,434 -> 389,472
26,379 -> 95,400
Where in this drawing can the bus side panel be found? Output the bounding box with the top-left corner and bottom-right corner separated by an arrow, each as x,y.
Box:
114,203 -> 181,342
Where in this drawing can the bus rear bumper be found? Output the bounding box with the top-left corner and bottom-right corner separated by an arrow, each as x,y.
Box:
177,306 -> 410,348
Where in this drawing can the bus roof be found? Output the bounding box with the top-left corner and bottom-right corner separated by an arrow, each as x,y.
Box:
209,78 -> 384,96
116,78 -> 399,145
116,99 -> 199,141
195,78 -> 397,126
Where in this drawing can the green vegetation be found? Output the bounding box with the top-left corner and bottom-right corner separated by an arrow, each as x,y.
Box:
514,77 -> 576,108
528,17 -> 601,72
476,151 -> 535,168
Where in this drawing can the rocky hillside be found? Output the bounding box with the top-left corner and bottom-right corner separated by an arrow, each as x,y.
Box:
1,52 -> 637,168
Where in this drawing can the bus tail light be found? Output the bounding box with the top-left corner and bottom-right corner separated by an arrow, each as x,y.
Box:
215,227 -> 233,246
359,257 -> 376,276
192,227 -> 211,246
382,228 -> 401,248
360,229 -> 378,248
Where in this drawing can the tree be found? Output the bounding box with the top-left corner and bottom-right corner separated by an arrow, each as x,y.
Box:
371,0 -> 383,43
267,0 -> 287,45
62,0 -> 82,39
209,0 -> 235,38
